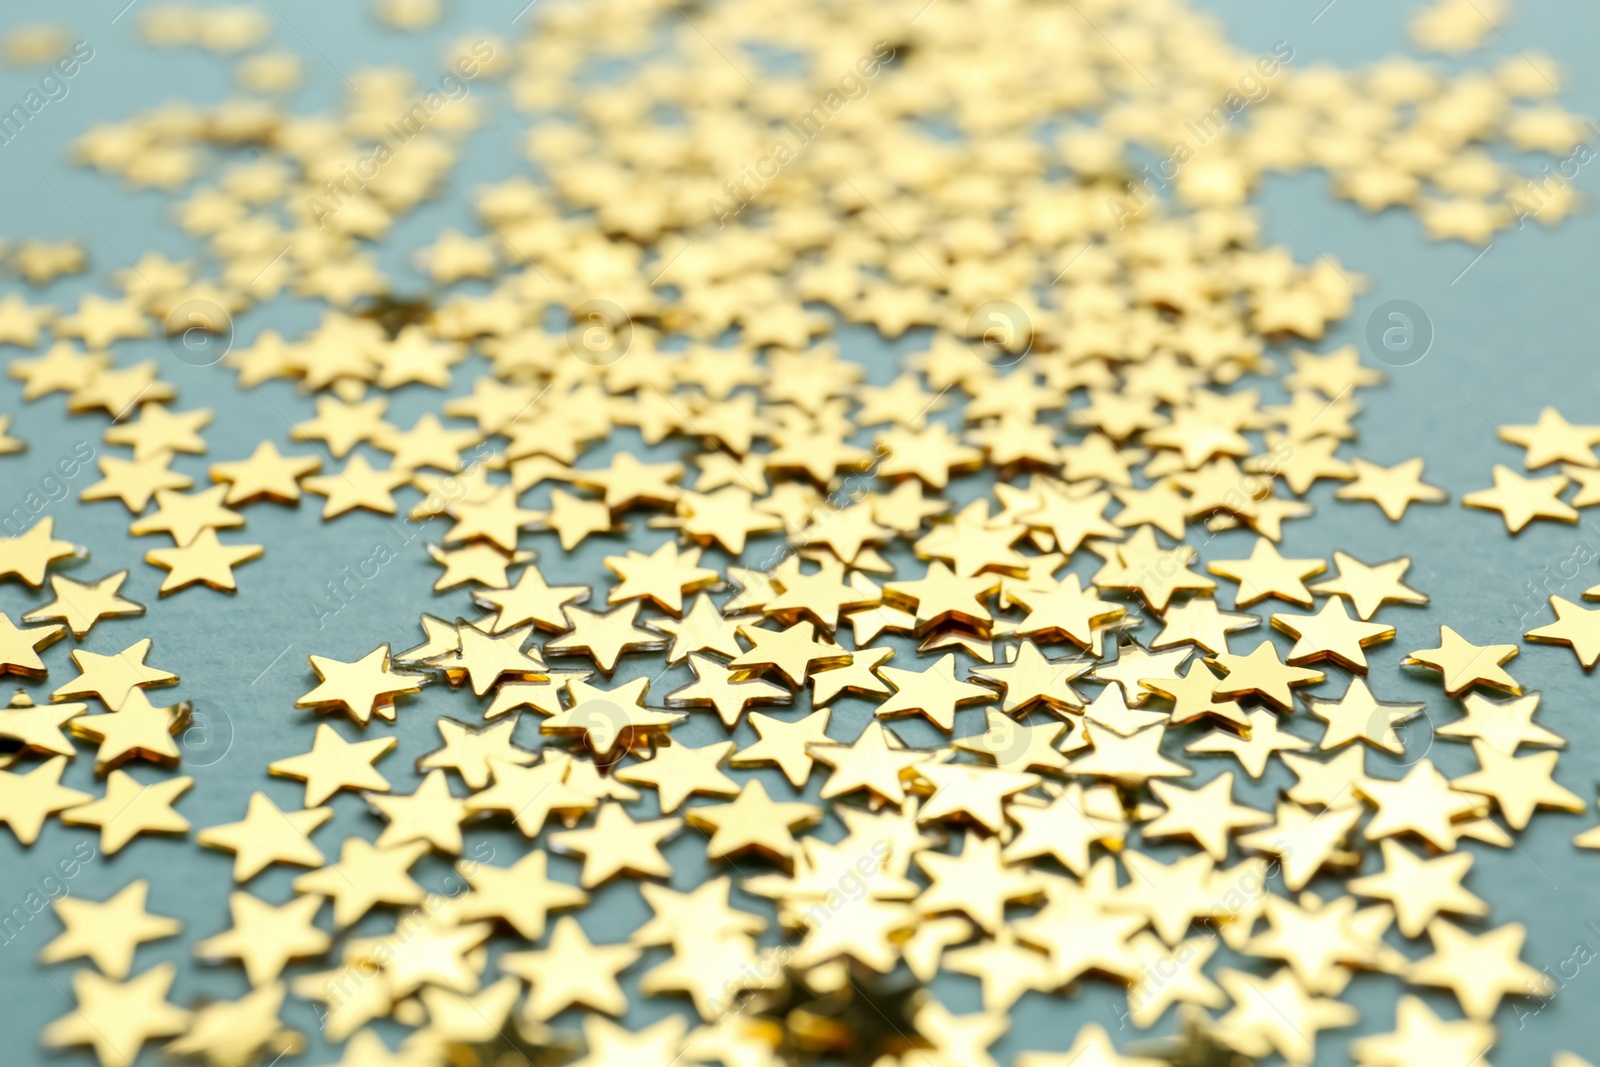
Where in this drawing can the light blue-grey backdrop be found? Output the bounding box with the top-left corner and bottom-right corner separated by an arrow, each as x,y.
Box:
1,1 -> 1599,1064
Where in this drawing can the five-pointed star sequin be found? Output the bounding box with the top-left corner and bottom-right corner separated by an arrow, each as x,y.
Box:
542,675 -> 684,756
550,802 -> 681,887
42,964 -> 191,1067
51,637 -> 178,710
1463,463 -> 1577,532
1499,406 -> 1600,468
61,770 -> 193,855
197,792 -> 331,880
1404,625 -> 1521,696
268,723 -> 395,805
685,778 -> 821,869
1207,538 -> 1325,608
296,644 -> 423,725
874,652 -> 997,732
544,603 -> 664,674
1302,676 -> 1425,754
731,708 -> 831,788
144,527 -> 264,594
1333,457 -> 1449,520
0,518 -> 78,588
22,570 -> 146,638
473,562 -> 589,631
1270,598 -> 1395,671
3,21 -> 1596,1060
1308,550 -> 1427,620
665,652 -> 790,729
209,440 -> 322,505
1526,595 -> 1600,668
38,879 -> 181,978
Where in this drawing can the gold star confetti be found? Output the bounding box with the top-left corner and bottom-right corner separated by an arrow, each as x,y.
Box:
22,570 -> 146,638
1525,595 -> 1600,669
61,770 -> 193,855
268,723 -> 395,805
197,792 -> 331,881
1463,463 -> 1578,533
41,963 -> 191,1067
1403,625 -> 1521,696
1333,457 -> 1449,520
38,879 -> 181,979
0,6 -> 1596,1062
144,527 -> 264,595
0,517 -> 79,588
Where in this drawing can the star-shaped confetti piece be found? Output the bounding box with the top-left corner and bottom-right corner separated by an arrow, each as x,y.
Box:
1207,538 -> 1325,608
545,603 -> 664,675
543,675 -> 683,757
1307,550 -> 1427,620
41,963 -> 190,1067
1358,759 -> 1482,851
874,652 -> 997,732
500,916 -> 640,1021
1333,457 -> 1448,520
303,455 -> 411,518
67,688 -> 190,774
1407,919 -> 1552,1020
22,570 -> 145,638
1269,598 -> 1395,671
665,652 -> 790,730
1437,690 -> 1563,753
1525,594 -> 1600,668
1143,772 -> 1271,861
127,485 -> 245,544
81,453 -> 194,512
1403,625 -> 1521,696
194,892 -> 330,986
729,619 -> 851,688
38,879 -> 181,979
365,769 -> 467,854
968,639 -> 1092,715
1150,596 -> 1260,654
295,644 -> 423,726
1462,463 -> 1577,533
268,723 -> 394,805
61,770 -> 193,855
685,778 -> 821,869
1349,995 -> 1495,1067
729,708 -> 830,789
1302,676 -> 1424,755
209,440 -> 322,505
1207,640 -> 1325,711
1187,707 -> 1312,777
453,850 -> 589,939
1452,738 -> 1584,829
549,802 -> 681,887
144,528 -> 264,595
1498,406 -> 1600,468
807,720 -> 927,807
292,838 -> 428,927
416,717 -> 535,789
0,517 -> 78,588
1347,840 -> 1488,938
51,637 -> 178,710
473,563 -> 589,632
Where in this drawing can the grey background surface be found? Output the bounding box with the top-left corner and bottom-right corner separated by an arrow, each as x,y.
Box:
1,0 -> 1599,1064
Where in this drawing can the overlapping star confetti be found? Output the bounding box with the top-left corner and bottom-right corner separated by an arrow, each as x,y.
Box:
0,1 -> 1598,1065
